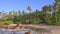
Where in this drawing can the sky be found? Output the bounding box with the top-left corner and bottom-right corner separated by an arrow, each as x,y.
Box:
0,0 -> 55,12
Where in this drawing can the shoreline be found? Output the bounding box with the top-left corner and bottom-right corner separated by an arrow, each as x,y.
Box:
0,24 -> 60,34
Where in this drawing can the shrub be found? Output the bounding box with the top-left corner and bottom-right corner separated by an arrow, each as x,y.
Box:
4,21 -> 13,25
32,18 -> 41,24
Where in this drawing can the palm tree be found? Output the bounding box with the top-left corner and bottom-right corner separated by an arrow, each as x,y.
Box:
18,10 -> 21,16
22,10 -> 26,23
55,0 -> 60,3
42,6 -> 48,24
48,5 -> 53,20
27,6 -> 31,13
53,0 -> 59,22
27,6 -> 32,24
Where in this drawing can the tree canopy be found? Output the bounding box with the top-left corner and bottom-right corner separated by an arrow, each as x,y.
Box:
0,0 -> 60,26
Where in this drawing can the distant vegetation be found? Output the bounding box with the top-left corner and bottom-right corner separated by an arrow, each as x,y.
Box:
0,0 -> 60,25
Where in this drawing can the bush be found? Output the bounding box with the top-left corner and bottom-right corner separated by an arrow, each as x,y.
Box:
17,22 -> 22,24
0,21 -> 5,24
4,21 -> 13,25
55,20 -> 60,26
32,18 -> 41,24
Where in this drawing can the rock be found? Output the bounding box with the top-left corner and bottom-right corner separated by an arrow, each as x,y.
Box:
24,31 -> 32,34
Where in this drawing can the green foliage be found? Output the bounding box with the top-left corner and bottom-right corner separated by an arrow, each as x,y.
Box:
4,21 -> 13,25
0,21 -> 5,24
26,19 -> 29,23
32,18 -> 41,24
27,6 -> 31,11
0,1 -> 60,26
55,0 -> 60,2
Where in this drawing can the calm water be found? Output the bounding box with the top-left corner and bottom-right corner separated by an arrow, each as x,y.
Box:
0,28 -> 37,34
0,28 -> 53,34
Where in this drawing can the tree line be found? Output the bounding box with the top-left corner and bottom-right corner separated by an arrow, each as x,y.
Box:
0,0 -> 60,25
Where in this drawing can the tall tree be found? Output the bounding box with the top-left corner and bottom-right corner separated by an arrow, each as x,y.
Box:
53,0 -> 60,23
27,6 -> 32,24
42,6 -> 48,24
27,6 -> 31,13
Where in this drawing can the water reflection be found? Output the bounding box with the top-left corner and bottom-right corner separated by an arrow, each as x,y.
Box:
0,28 -> 53,34
0,28 -> 37,34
